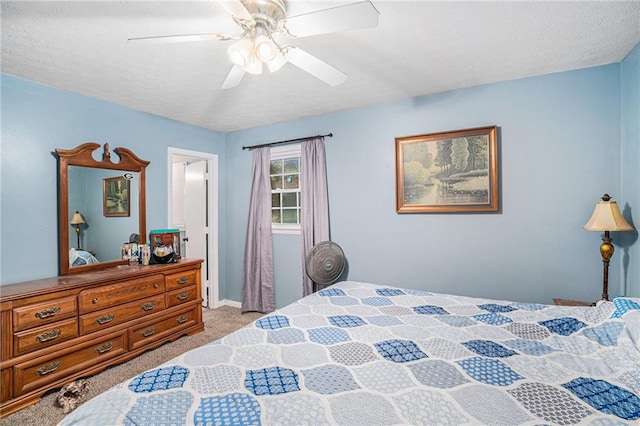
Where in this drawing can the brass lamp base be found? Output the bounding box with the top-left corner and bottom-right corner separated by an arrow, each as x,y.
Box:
599,230 -> 613,302
75,225 -> 82,249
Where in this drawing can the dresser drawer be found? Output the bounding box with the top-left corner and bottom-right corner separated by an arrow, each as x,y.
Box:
78,275 -> 165,314
79,295 -> 166,335
13,318 -> 78,357
166,286 -> 197,308
165,270 -> 198,291
12,296 -> 77,332
129,305 -> 199,351
13,332 -> 126,396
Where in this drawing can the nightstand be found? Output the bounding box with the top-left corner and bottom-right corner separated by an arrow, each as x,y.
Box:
553,298 -> 593,306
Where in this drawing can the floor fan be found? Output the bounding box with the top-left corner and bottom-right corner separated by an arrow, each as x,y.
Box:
305,241 -> 346,292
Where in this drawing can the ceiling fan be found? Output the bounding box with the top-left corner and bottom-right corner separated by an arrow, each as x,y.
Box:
128,0 -> 380,89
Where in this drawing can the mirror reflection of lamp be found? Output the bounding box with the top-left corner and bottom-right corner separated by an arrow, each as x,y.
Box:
70,211 -> 86,249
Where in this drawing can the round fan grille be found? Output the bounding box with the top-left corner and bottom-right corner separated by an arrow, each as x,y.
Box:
305,241 -> 346,285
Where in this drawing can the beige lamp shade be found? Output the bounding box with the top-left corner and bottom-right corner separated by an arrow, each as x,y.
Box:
583,199 -> 633,232
70,211 -> 86,225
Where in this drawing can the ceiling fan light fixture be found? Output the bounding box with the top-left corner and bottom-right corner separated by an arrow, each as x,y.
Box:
254,35 -> 277,62
244,53 -> 263,75
266,49 -> 287,72
227,38 -> 254,67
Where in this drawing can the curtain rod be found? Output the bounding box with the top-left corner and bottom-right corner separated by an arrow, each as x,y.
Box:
242,133 -> 333,150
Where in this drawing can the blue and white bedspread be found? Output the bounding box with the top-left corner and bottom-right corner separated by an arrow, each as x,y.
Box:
60,281 -> 640,425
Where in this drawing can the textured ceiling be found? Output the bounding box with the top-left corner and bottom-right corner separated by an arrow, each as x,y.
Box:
2,1 -> 639,133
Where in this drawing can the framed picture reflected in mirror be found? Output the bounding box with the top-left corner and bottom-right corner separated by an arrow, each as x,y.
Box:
103,176 -> 131,217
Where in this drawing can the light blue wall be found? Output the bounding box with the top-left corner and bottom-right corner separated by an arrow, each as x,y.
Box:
2,57 -> 637,307
620,43 -> 640,297
226,63 -> 631,306
0,75 -> 227,289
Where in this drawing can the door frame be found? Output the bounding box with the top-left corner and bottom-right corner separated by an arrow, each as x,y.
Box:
167,147 -> 220,308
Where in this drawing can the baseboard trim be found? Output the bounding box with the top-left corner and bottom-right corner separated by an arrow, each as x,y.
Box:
219,299 -> 241,308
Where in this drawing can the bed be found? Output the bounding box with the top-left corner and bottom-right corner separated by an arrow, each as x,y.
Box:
68,248 -> 99,267
59,280 -> 640,425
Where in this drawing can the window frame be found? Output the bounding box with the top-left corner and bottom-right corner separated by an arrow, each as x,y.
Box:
270,144 -> 301,235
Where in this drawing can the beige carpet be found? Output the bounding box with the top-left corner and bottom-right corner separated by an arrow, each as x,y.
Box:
0,305 -> 264,426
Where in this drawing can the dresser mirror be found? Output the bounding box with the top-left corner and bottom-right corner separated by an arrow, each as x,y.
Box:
56,143 -> 149,275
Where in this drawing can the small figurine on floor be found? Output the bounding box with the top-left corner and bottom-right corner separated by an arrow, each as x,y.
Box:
56,379 -> 89,414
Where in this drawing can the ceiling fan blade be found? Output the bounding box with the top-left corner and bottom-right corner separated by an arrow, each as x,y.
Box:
283,46 -> 347,86
219,0 -> 256,29
221,65 -> 246,89
128,33 -> 237,44
278,1 -> 379,38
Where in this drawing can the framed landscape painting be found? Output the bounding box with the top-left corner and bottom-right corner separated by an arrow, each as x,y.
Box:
103,176 -> 130,217
395,126 -> 499,213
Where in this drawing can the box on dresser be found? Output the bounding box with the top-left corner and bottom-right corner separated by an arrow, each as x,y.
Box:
0,259 -> 203,418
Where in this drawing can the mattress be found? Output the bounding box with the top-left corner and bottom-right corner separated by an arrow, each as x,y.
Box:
59,280 -> 640,425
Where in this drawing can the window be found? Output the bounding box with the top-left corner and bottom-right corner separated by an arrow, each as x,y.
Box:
270,144 -> 301,234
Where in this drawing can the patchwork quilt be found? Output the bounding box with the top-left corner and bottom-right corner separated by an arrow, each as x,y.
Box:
59,281 -> 640,425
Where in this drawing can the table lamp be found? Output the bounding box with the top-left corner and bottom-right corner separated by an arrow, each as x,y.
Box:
583,194 -> 634,301
70,211 -> 86,249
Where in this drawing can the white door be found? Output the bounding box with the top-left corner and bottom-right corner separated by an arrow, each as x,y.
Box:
185,160 -> 208,305
171,163 -> 186,229
168,148 -> 219,308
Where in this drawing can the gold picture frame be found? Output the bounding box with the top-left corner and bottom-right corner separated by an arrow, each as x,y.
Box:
395,125 -> 499,213
103,176 -> 131,217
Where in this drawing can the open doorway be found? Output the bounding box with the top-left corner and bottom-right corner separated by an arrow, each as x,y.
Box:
167,147 -> 219,308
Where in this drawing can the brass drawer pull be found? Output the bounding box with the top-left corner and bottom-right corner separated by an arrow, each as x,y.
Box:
95,342 -> 113,354
92,297 -> 98,304
95,314 -> 115,325
35,307 -> 61,319
176,315 -> 189,324
36,361 -> 60,376
176,292 -> 189,301
176,276 -> 189,285
141,301 -> 157,311
36,329 -> 61,343
141,327 -> 155,337
153,283 -> 160,289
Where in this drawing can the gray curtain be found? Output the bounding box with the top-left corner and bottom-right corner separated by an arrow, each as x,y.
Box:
242,148 -> 275,313
301,137 -> 330,296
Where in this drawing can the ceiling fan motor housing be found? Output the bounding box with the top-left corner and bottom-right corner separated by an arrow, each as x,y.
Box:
239,0 -> 286,31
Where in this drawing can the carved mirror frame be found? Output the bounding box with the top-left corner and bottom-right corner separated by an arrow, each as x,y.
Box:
56,142 -> 149,275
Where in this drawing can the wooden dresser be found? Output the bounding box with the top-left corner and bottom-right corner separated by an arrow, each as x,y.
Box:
0,259 -> 204,417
